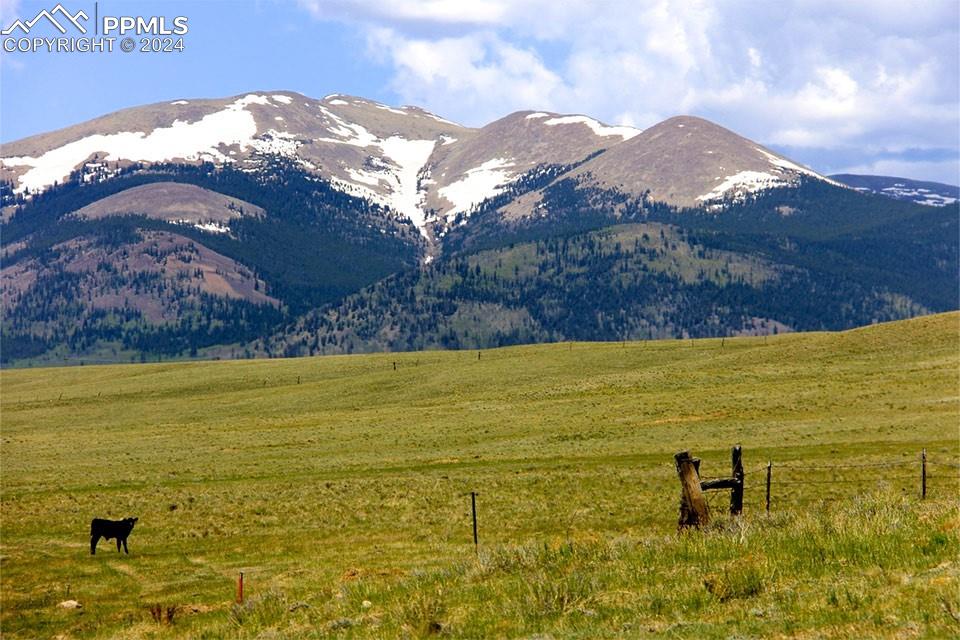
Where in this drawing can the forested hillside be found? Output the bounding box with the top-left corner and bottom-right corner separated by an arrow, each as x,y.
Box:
267,181 -> 957,356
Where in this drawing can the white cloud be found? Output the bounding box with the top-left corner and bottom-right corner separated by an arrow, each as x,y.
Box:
301,0 -> 959,182
366,28 -> 565,124
297,0 -> 507,27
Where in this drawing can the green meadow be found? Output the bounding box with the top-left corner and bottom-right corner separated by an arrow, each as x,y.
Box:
1,312 -> 958,638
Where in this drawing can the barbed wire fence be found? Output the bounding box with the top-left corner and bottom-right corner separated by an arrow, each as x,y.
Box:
673,447 -> 958,526
745,451 -> 957,511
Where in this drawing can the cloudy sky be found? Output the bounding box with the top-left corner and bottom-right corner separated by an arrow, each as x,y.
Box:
2,0 -> 958,183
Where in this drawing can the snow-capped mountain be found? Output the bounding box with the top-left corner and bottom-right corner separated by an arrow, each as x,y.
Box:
2,91 -> 956,366
829,174 -> 959,207
1,92 -> 466,238
1,91 -> 838,247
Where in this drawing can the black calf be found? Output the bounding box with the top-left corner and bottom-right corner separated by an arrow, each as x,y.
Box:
90,517 -> 138,555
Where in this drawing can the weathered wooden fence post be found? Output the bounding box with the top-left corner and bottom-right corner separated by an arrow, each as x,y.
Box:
236,572 -> 244,604
765,461 -> 772,513
730,445 -> 744,516
675,451 -> 709,528
471,491 -> 479,553
921,448 -> 927,499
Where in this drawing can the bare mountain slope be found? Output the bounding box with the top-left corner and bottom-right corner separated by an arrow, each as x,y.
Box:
71,182 -> 264,233
422,111 -> 638,225
559,115 -> 838,208
1,229 -> 276,321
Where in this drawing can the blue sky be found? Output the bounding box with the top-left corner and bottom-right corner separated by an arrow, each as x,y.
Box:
2,0 -> 958,184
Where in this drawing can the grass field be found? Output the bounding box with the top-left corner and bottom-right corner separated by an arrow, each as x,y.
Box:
1,312 -> 958,638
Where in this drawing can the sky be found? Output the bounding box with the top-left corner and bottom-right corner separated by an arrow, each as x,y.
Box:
1,0 -> 958,184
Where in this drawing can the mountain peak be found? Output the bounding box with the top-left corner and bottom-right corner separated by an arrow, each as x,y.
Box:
557,113 -> 834,206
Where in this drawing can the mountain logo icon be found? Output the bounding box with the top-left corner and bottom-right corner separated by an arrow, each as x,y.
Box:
2,3 -> 89,35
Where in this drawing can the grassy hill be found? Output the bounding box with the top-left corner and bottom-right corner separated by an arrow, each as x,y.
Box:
1,312 -> 957,638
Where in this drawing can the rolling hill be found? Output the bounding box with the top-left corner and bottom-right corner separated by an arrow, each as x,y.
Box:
1,312 -> 957,638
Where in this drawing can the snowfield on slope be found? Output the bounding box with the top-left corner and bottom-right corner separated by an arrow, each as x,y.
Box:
2,94 -> 284,194
542,115 -> 640,140
438,158 -> 517,220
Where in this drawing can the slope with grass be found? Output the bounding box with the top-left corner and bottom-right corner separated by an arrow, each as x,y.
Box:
0,313 -> 957,638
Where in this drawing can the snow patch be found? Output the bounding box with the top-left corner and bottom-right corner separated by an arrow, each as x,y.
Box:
697,170 -> 788,202
250,129 -> 300,156
236,94 -> 272,107
439,135 -> 457,146
271,94 -> 292,105
378,136 -> 437,230
542,115 -> 639,140
175,220 -> 230,234
345,167 -> 382,186
525,112 -> 550,119
374,103 -> 406,115
323,134 -> 437,234
438,157 -> 516,219
877,185 -> 958,206
192,221 -> 231,234
315,105 -> 379,147
170,100 -> 189,105
2,94 -> 271,194
419,110 -> 462,127
328,99 -> 349,106
755,147 -> 843,186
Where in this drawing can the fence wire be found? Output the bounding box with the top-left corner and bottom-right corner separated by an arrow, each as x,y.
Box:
928,460 -> 960,469
774,460 -> 915,470
686,452 -> 958,516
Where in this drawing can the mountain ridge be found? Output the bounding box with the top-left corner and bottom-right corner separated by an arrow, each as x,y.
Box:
1,91 -> 956,366
1,91 -> 840,248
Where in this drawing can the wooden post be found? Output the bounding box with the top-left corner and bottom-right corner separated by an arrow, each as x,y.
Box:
922,448 -> 927,499
470,491 -> 478,552
236,572 -> 244,604
393,361 -> 396,371
675,451 -> 709,529
765,461 -> 772,513
730,445 -> 744,516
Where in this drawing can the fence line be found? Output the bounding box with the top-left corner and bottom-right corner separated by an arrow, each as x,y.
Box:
928,460 -> 960,469
674,447 -> 957,525
776,460 -> 915,470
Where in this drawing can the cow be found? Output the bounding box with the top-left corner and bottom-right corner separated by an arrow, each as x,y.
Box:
90,517 -> 138,555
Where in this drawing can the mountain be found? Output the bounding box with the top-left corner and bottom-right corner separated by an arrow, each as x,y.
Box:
1,92 -> 957,365
1,92 -> 640,248
554,115 -> 839,207
828,174 -> 959,207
